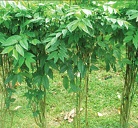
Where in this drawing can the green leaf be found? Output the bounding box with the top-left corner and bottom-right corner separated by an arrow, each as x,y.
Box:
24,52 -> 35,59
82,18 -> 93,29
19,57 -> 24,67
67,20 -> 79,32
25,57 -> 35,71
122,58 -> 132,65
0,1 -> 6,8
4,21 -> 10,29
5,75 -> 14,84
135,73 -> 138,82
16,44 -> 24,56
8,1 -> 17,8
67,66 -> 74,80
69,80 -> 80,93
82,9 -> 92,16
33,76 -> 42,86
78,60 -> 86,78
60,65 -> 67,73
45,37 -> 57,50
19,39 -> 28,50
117,19 -> 123,27
133,32 -> 138,49
17,73 -> 23,84
1,46 -> 14,54
47,51 -> 58,63
78,21 -> 90,34
25,59 -> 31,70
108,6 -> 113,14
106,62 -> 110,72
62,29 -> 67,37
31,39 -> 41,45
91,65 -> 99,71
124,36 -> 133,43
12,75 -> 18,86
2,35 -> 21,46
44,63 -> 49,74
110,18 -> 116,24
48,69 -> 53,79
126,30 -> 134,36
18,2 -> 26,10
42,75 -> 49,89
33,110 -> 39,117
63,76 -> 69,90
129,13 -> 138,20
56,32 -> 62,38
12,49 -> 18,60
26,32 -> 35,37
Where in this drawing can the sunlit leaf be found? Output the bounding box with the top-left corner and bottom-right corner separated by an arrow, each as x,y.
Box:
2,35 -> 21,46
117,19 -> 123,27
12,49 -> 18,60
1,46 -> 14,54
19,39 -> 28,50
45,37 -> 57,50
67,20 -> 79,32
78,21 -> 90,34
31,39 -> 41,45
16,44 -> 24,56
133,32 -> 138,49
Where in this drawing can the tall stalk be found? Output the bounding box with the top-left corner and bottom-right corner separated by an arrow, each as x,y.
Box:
85,56 -> 90,128
75,69 -> 82,128
120,44 -> 138,128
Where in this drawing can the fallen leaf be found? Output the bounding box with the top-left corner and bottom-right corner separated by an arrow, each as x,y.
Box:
97,112 -> 103,117
64,108 -> 83,123
117,92 -> 121,99
14,106 -> 22,111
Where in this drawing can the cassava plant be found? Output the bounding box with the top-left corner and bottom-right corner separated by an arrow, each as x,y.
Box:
0,1 -> 137,128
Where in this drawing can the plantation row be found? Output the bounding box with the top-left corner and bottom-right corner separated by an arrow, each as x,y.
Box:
0,1 -> 138,128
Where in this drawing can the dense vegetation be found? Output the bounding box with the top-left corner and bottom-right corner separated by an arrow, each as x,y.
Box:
0,1 -> 138,128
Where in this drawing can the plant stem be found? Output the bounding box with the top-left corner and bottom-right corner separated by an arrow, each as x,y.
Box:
120,45 -> 137,128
